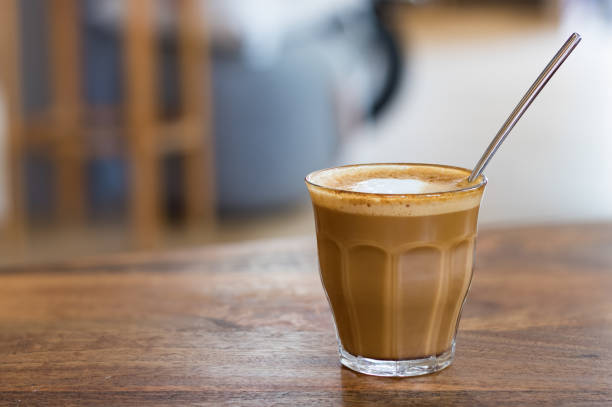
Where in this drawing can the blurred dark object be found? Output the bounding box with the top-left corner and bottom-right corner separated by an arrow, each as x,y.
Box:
212,50 -> 337,213
370,0 -> 403,118
208,0 -> 404,212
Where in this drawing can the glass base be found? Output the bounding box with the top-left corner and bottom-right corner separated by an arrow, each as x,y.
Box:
339,342 -> 455,377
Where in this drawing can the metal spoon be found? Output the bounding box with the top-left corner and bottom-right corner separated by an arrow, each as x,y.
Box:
468,32 -> 582,183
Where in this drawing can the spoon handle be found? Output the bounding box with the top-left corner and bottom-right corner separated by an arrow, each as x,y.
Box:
468,32 -> 582,183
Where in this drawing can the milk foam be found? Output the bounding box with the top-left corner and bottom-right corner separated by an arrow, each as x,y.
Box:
306,164 -> 486,217
344,178 -> 464,195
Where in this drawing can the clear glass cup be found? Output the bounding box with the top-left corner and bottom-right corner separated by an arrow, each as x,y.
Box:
305,163 -> 487,377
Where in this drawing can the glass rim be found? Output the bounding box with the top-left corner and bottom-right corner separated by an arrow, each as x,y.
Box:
305,163 -> 488,198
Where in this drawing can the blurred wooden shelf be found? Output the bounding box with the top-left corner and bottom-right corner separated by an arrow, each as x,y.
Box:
1,0 -> 215,249
23,109 -> 208,156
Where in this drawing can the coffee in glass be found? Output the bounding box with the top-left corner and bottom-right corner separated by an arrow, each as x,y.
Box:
306,163 -> 486,377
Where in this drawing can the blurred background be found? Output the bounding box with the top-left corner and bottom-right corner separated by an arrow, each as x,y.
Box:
0,0 -> 610,264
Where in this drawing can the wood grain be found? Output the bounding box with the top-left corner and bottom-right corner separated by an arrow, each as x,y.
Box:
1,225 -> 612,406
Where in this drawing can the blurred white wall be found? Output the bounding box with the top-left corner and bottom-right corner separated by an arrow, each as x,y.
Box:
340,3 -> 612,225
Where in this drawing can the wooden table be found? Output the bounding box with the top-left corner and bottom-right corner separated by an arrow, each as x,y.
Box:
2,225 -> 612,406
